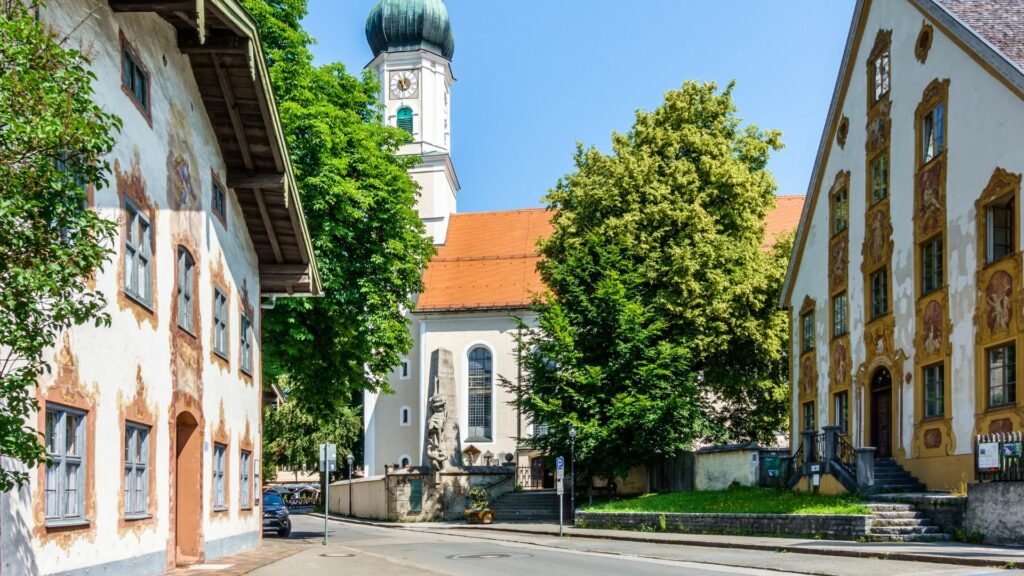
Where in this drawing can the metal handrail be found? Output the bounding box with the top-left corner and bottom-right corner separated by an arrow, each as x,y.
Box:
836,435 -> 856,474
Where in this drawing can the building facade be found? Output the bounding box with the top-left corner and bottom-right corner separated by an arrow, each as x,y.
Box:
783,0 -> 1024,490
0,1 -> 320,574
361,0 -> 807,480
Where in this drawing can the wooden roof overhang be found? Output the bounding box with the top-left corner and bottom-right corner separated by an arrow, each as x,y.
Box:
109,0 -> 321,297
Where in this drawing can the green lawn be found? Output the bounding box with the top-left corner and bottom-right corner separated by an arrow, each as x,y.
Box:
581,486 -> 870,515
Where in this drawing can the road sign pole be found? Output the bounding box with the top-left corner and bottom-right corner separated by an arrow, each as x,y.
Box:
556,455 -> 565,537
323,475 -> 329,545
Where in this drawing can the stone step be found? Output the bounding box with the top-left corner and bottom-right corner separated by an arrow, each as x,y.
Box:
873,483 -> 926,493
883,533 -> 953,542
870,525 -> 941,535
870,511 -> 926,520
871,518 -> 930,527
866,503 -> 915,511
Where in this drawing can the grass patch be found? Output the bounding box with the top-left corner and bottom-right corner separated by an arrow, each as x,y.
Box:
581,486 -> 870,515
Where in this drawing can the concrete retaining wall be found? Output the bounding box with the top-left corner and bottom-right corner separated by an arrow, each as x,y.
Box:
575,511 -> 871,538
966,482 -> 1024,546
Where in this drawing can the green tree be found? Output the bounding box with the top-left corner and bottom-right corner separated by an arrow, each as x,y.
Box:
511,81 -> 790,482
262,398 -> 360,482
241,0 -> 434,418
0,3 -> 120,491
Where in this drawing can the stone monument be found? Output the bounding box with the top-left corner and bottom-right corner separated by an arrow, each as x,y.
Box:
425,348 -> 461,481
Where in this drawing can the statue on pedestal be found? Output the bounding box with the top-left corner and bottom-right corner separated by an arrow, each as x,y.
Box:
426,390 -> 447,473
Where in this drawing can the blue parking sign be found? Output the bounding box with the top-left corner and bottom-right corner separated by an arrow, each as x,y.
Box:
556,456 -> 565,471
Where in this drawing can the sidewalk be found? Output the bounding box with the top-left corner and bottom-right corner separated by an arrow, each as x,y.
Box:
314,514 -> 1024,569
429,522 -> 1024,568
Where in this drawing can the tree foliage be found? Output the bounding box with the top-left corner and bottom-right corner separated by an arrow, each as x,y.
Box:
262,397 -> 360,482
0,3 -> 120,491
241,0 -> 434,418
510,81 -> 791,481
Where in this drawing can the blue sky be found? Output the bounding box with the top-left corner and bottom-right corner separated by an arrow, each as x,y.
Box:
303,1 -> 856,214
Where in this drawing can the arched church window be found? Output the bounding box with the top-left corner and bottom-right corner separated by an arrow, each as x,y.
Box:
399,406 -> 411,427
397,107 -> 413,135
467,346 -> 493,442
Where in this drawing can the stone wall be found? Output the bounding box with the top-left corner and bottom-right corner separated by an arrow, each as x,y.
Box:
575,511 -> 871,539
966,482 -> 1024,545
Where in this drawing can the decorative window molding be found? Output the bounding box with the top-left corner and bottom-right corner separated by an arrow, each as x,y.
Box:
211,170 -> 228,227
240,450 -> 252,510
921,236 -> 944,295
915,21 -> 934,63
870,267 -> 889,319
176,247 -> 196,335
832,292 -> 848,338
831,184 -> 848,236
240,312 -> 253,375
802,401 -> 816,432
119,31 -> 151,124
923,363 -> 945,419
801,309 -> 815,353
867,29 -> 892,106
987,343 -> 1017,409
836,116 -> 849,149
124,423 -> 149,518
213,443 -> 227,511
44,405 -> 87,525
213,287 -> 229,360
833,391 -> 849,435
123,198 -> 153,308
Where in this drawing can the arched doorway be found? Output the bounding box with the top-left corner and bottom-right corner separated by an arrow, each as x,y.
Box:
869,368 -> 893,458
174,411 -> 202,566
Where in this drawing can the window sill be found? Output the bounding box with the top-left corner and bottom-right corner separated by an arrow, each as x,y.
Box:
986,403 -> 1017,412
124,513 -> 152,522
213,507 -> 228,514
921,415 -> 946,422
123,290 -> 154,313
177,325 -> 196,339
45,518 -> 90,529
240,368 -> 253,378
465,437 -> 493,444
213,350 -> 229,362
982,253 -> 1016,270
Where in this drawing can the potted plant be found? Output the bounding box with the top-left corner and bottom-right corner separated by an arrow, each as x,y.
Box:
464,487 -> 495,524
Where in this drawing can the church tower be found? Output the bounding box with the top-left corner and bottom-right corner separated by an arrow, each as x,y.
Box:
366,0 -> 459,244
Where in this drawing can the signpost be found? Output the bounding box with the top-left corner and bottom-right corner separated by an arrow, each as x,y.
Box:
319,444 -> 337,545
556,456 -> 565,536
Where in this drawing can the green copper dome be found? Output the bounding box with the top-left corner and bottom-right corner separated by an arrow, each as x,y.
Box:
366,0 -> 455,61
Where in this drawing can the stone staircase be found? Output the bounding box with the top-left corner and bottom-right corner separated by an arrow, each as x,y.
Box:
867,503 -> 951,541
490,489 -> 562,523
873,458 -> 927,493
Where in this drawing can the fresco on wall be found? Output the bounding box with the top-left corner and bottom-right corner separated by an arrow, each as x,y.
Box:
986,271 -> 1013,333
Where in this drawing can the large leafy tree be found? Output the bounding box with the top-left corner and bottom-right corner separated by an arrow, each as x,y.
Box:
262,396 -> 360,482
512,81 -> 791,481
0,3 -> 120,491
241,0 -> 434,418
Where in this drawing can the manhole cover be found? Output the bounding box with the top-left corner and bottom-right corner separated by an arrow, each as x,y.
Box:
449,553 -> 518,560
319,553 -> 355,558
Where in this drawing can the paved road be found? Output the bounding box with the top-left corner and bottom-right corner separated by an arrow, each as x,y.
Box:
253,514 -> 1020,576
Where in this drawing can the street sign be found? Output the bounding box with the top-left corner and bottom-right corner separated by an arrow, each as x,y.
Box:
556,477 -> 564,495
320,443 -> 338,473
555,456 -> 565,471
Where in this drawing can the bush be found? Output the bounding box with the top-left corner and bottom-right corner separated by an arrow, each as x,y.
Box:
468,487 -> 490,510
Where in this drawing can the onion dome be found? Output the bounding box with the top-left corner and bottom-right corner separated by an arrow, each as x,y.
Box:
365,0 -> 455,61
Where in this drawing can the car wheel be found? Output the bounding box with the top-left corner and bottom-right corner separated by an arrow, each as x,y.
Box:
278,521 -> 291,538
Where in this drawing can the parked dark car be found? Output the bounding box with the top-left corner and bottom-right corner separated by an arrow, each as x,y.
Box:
262,491 -> 291,537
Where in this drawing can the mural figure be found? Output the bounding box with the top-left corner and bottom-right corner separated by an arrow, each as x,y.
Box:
832,342 -> 848,386
830,237 -> 847,287
919,162 -> 943,234
800,356 -> 816,396
923,300 -> 943,356
987,271 -> 1013,332
868,211 -> 891,266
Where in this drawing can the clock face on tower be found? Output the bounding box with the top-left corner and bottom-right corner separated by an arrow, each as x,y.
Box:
390,70 -> 418,99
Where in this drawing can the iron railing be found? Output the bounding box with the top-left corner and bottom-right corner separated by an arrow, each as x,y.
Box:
975,431 -> 1024,482
516,466 -> 545,490
813,433 -> 826,462
836,435 -> 856,475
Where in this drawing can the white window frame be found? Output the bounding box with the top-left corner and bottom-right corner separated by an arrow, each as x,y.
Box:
124,422 -> 150,518
398,357 -> 411,380
213,443 -> 227,510
399,405 -> 412,427
44,405 -> 87,525
213,287 -> 229,359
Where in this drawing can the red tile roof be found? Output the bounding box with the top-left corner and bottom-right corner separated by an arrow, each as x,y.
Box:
938,0 -> 1024,71
417,196 -> 806,313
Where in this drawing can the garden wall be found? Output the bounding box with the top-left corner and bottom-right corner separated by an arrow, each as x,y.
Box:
965,482 -> 1024,545
575,511 -> 871,538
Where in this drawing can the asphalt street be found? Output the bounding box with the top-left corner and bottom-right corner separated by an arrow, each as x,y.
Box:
253,514 -> 1022,576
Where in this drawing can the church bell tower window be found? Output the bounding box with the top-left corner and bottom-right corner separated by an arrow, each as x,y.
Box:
397,107 -> 414,135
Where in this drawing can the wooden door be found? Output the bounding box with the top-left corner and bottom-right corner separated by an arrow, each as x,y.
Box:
872,388 -> 892,458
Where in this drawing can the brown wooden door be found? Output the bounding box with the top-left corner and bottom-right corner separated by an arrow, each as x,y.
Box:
872,388 -> 892,458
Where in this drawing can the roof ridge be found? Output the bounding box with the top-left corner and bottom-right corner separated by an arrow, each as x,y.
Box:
452,207 -> 549,217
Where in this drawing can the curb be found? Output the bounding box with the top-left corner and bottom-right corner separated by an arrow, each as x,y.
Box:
306,513 -> 1015,569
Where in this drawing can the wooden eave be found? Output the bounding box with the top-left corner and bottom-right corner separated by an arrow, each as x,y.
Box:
109,0 -> 321,297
